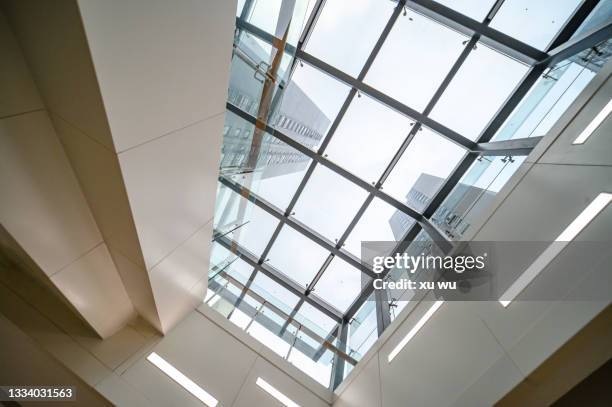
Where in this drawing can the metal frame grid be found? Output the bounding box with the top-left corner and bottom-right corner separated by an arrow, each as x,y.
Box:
218,0 -> 606,388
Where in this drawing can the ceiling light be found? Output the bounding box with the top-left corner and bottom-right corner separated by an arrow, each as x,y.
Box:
387,300 -> 444,363
147,352 -> 218,406
572,99 -> 612,144
500,192 -> 612,307
256,377 -> 300,407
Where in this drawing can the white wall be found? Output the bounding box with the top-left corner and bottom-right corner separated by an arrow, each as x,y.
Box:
2,0 -> 236,333
0,9 -> 135,338
333,63 -> 612,407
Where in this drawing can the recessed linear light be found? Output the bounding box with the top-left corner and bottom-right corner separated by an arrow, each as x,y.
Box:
146,352 -> 218,407
499,192 -> 612,307
256,377 -> 300,407
573,98 -> 612,144
387,300 -> 444,363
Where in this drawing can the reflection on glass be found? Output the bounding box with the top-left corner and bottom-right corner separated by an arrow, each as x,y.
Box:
490,0 -> 581,49
214,184 -> 279,257
305,0 -> 395,76
492,45 -> 607,141
344,198 -> 416,261
270,58 -> 351,146
432,0 -> 497,21
293,165 -> 368,241
365,10 -> 468,112
222,111 -> 312,211
432,155 -> 526,240
325,94 -> 412,182
267,225 -> 329,287
313,257 -> 365,313
571,1 -> 612,39
430,43 -> 529,140
244,0 -> 311,46
384,126 -> 466,212
347,296 -> 377,361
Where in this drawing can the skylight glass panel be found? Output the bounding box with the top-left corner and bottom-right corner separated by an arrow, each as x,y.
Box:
313,257 -> 365,313
294,302 -> 338,336
432,0 -> 497,21
252,273 -> 301,313
293,165 -> 368,241
267,226 -> 329,287
429,43 -> 529,140
383,126 -> 466,212
214,185 -> 279,257
365,9 -> 469,112
344,198 -> 416,261
490,0 -> 582,49
272,63 -> 351,147
222,257 -> 255,286
324,94 -> 413,182
305,0 -> 395,76
431,155 -> 527,240
223,111 -> 312,211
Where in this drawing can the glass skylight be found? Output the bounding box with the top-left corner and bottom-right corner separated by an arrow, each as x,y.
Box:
210,0 -> 610,390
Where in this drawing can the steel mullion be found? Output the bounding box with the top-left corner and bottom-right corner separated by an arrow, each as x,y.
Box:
474,136 -> 543,156
304,0 -> 412,293
540,20 -> 612,68
219,175 -> 378,277
421,0 -> 600,220
216,234 -> 343,322
296,51 -> 477,150
343,224 -> 423,320
227,103 -> 424,220
377,34 -> 479,186
233,18 -> 477,150
402,0 -> 547,65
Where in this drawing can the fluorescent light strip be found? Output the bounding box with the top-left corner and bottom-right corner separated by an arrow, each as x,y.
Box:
256,377 -> 300,407
573,98 -> 612,144
147,352 -> 218,407
499,192 -> 612,307
387,300 -> 444,363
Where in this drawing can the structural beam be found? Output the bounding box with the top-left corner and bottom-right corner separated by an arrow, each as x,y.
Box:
215,234 -> 344,322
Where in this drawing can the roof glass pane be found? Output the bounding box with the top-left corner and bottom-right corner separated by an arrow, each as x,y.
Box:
222,257 -> 255,286
325,94 -> 412,182
246,0 -> 311,46
490,0 -> 582,49
214,185 -> 279,257
432,0 -> 497,21
267,226 -> 329,287
305,0 -> 395,76
313,257 -> 365,313
344,198 -> 416,262
271,63 -> 351,149
223,111 -> 312,211
293,165 -> 368,242
252,273 -> 300,312
429,43 -> 529,140
491,58 -> 597,142
365,10 -> 468,112
294,302 -> 338,336
431,155 -> 527,240
383,126 -> 466,212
